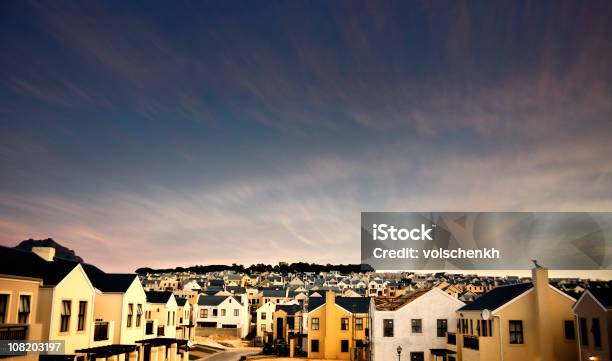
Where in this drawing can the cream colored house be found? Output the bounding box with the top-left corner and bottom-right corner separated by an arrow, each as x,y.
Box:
145,291 -> 178,339
451,267 -> 577,361
83,267 -> 147,345
256,301 -> 276,340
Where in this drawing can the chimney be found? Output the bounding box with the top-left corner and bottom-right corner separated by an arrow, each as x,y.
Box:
325,290 -> 335,306
532,265 -> 554,360
32,246 -> 55,262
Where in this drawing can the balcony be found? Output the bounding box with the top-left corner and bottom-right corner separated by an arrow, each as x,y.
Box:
447,332 -> 456,345
93,322 -> 110,341
0,325 -> 28,340
463,335 -> 479,350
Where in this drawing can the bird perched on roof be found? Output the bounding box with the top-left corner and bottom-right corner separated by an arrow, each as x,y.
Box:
531,259 -> 543,269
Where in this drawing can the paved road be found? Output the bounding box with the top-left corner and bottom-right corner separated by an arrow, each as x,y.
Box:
200,348 -> 260,361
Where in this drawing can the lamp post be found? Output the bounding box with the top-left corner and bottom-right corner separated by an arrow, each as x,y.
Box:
396,345 -> 402,361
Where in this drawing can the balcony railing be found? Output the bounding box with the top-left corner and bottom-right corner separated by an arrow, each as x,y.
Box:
0,325 -> 27,340
447,332 -> 456,345
93,322 -> 109,341
463,335 -> 479,350
146,321 -> 155,335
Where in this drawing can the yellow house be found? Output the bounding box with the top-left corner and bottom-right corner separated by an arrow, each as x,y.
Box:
307,291 -> 370,361
450,267 -> 577,361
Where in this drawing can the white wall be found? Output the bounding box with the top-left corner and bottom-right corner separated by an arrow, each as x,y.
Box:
371,288 -> 464,361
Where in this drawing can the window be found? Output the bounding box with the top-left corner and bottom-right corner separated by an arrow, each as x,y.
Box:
341,318 -> 349,330
0,294 -> 8,323
563,320 -> 575,340
411,319 -> 422,333
262,312 -> 266,320
260,324 -> 266,331
127,303 -> 134,327
221,309 -> 226,317
213,309 -> 218,317
383,319 -> 394,337
410,352 -> 424,361
18,295 -> 31,324
437,319 -> 447,337
580,318 -> 589,346
355,318 -> 363,330
509,320 -> 523,344
172,311 -> 175,326
60,300 -> 71,332
311,340 -> 319,353
340,340 -> 349,352
311,318 -> 319,330
592,318 -> 601,348
136,304 -> 143,327
234,309 -> 239,317
480,320 -> 492,337
77,301 -> 87,331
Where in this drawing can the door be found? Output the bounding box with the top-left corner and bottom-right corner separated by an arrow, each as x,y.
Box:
276,317 -> 285,340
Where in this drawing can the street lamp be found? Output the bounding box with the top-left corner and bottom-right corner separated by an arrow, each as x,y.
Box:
396,346 -> 402,361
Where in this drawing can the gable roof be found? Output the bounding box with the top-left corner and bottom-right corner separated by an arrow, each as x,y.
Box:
82,264 -> 138,293
584,288 -> 612,310
276,304 -> 301,315
0,246 -> 83,286
175,297 -> 188,307
459,283 -> 533,312
146,291 -> 174,304
307,296 -> 370,313
198,295 -> 229,306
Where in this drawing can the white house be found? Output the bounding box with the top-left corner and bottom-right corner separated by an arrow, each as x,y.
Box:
256,301 -> 276,339
370,288 -> 465,361
194,294 -> 250,338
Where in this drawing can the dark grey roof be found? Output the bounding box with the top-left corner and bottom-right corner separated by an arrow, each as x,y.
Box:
146,291 -> 174,304
263,289 -> 286,297
307,296 -> 370,313
459,283 -> 533,311
82,264 -> 138,293
175,297 -> 188,307
276,304 -> 301,315
226,286 -> 246,294
587,288 -> 612,309
198,295 -> 229,306
0,246 -> 87,287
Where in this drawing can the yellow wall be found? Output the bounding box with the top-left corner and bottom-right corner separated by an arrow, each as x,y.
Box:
0,276 -> 43,341
307,293 -> 368,360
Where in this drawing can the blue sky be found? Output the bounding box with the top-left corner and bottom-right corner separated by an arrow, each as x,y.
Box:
1,1 -> 612,272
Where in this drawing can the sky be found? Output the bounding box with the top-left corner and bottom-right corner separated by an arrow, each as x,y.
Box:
1,1 -> 612,274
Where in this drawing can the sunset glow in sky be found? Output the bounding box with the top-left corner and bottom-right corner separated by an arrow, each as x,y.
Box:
1,1 -> 612,273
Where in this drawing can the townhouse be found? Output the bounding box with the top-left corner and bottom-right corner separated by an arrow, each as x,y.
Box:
273,303 -> 304,352
194,294 -> 249,338
449,266 -> 577,361
256,301 -> 276,341
370,288 -> 464,361
175,297 -> 194,341
573,288 -> 611,361
144,291 -> 178,339
307,291 -> 371,361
